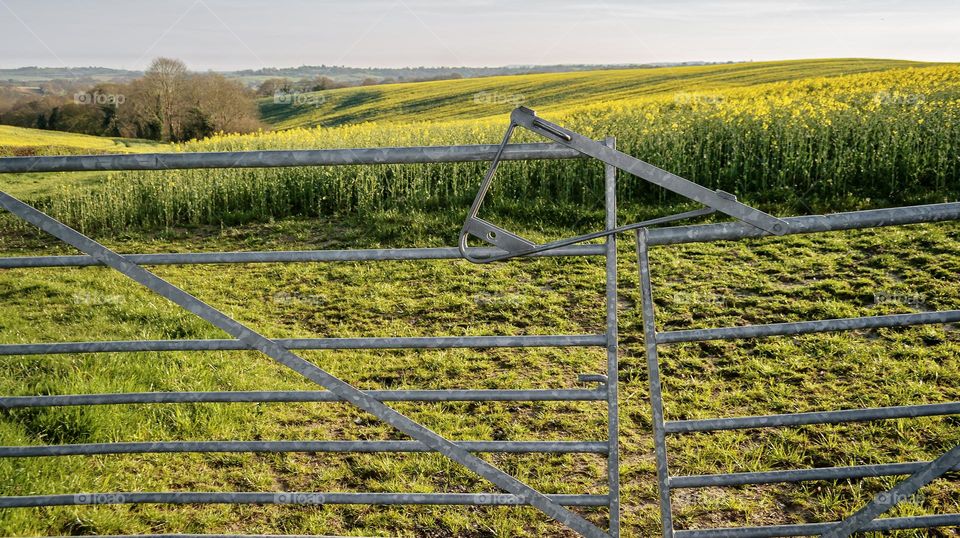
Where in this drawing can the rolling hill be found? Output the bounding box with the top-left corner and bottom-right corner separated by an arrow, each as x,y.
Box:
0,125 -> 165,156
259,58 -> 933,129
0,125 -> 169,198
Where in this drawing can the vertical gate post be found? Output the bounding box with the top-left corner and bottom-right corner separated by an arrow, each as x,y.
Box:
636,228 -> 674,537
603,136 -> 621,537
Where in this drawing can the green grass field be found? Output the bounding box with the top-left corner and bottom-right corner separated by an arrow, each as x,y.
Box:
1,58 -> 959,536
0,213 -> 957,536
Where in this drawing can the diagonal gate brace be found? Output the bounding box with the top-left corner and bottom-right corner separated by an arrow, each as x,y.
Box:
0,190 -> 610,538
459,107 -> 789,263
822,442 -> 960,538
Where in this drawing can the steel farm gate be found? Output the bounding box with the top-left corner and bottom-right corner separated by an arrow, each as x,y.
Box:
0,107 -> 958,537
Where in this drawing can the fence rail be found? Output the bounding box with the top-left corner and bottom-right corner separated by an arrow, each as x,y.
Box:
0,143 -> 583,173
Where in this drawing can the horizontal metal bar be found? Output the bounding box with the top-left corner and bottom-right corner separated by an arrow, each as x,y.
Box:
658,310 -> 960,344
0,440 -> 608,457
0,491 -> 608,508
4,203 -> 955,269
666,401 -> 960,433
673,513 -> 960,537
0,143 -> 585,174
646,202 -> 960,246
669,460 -> 960,488
0,334 -> 607,356
0,244 -> 606,268
0,388 -> 607,408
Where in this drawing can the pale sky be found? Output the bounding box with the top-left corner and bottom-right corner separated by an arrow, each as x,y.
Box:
1,0 -> 958,70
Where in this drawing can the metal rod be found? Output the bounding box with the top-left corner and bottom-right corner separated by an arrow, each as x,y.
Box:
604,136 -> 621,537
665,401 -> 960,433
0,334 -> 607,356
0,389 -> 608,408
458,123 -> 520,263
658,310 -> 960,344
0,191 -> 608,538
0,143 -> 584,174
637,228 -> 674,538
462,207 -> 715,264
669,460 -> 960,488
0,245 -> 606,269
0,440 -> 609,457
6,202 -> 957,269
673,513 -> 960,537
646,202 -> 960,246
0,492 -> 609,508
822,443 -> 960,537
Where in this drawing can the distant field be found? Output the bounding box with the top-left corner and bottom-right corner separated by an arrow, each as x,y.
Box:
0,125 -> 164,156
24,61 -> 960,234
0,125 -> 168,199
259,58 -> 928,129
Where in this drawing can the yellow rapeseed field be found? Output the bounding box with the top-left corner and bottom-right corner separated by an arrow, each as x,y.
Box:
25,64 -> 960,232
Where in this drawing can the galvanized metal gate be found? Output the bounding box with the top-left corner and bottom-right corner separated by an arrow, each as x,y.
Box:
1,108 -> 959,536
0,138 -> 620,537
635,214 -> 960,537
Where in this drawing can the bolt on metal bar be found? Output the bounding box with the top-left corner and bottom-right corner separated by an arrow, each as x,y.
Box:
658,310 -> 960,344
0,190 -> 608,538
673,513 -> 960,538
0,245 -> 607,269
645,202 -> 960,246
669,460 -> 960,488
822,443 -> 960,537
665,401 -> 960,433
0,389 -> 608,408
0,492 -> 609,508
0,334 -> 607,356
636,228 -> 674,538
0,143 -> 584,174
603,137 -> 621,537
0,440 -> 608,457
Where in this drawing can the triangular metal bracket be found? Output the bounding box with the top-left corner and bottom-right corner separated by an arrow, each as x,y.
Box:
459,107 -> 789,263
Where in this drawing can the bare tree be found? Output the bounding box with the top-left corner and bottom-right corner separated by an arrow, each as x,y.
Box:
144,57 -> 187,141
1,57 -> 261,142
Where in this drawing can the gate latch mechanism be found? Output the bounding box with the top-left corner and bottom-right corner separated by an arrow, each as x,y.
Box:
459,107 -> 789,263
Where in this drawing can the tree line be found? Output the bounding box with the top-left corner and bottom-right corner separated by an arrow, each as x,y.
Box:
0,58 -> 261,142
